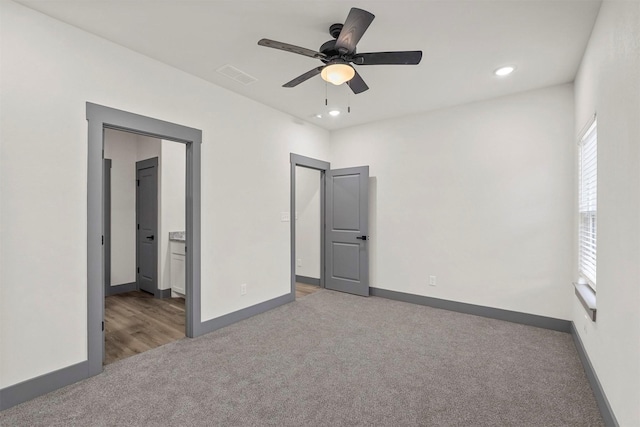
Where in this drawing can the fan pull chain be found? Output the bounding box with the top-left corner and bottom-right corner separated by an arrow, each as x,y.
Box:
325,81 -> 328,106
348,89 -> 351,113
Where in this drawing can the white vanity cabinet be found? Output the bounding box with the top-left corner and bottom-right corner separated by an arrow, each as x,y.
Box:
170,240 -> 186,295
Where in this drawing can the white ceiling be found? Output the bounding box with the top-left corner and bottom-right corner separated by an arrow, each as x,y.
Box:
17,0 -> 602,131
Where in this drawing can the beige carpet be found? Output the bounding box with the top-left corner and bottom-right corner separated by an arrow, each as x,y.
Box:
0,289 -> 604,426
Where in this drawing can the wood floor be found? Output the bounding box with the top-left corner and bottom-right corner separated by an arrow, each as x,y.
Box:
105,283 -> 321,365
104,291 -> 185,365
296,282 -> 321,299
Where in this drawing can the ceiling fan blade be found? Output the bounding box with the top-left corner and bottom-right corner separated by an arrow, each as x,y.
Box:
283,66 -> 324,88
335,8 -> 375,55
353,51 -> 423,65
347,70 -> 369,94
258,39 -> 326,60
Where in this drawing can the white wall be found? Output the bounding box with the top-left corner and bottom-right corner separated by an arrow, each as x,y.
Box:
160,140 -> 186,292
104,129 -> 138,286
6,4 -> 636,420
0,0 -> 330,388
573,1 -> 640,425
295,167 -> 321,278
137,134 -> 161,162
331,84 -> 575,320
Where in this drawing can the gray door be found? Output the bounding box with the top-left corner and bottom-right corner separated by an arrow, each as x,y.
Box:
104,159 -> 112,298
103,158 -> 111,362
136,158 -> 158,295
325,166 -> 369,296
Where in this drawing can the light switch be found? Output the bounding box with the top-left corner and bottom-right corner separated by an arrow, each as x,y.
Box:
280,212 -> 290,222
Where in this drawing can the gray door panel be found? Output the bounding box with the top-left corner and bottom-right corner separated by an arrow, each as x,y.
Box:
103,157 -> 111,363
332,242 -> 361,280
332,175 -> 361,230
325,166 -> 369,296
136,158 -> 158,296
104,159 -> 111,297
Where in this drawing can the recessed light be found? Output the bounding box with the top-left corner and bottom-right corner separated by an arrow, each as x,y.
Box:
329,110 -> 340,117
315,114 -> 322,119
494,66 -> 515,77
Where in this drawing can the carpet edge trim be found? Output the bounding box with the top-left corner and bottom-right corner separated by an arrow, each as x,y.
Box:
0,361 -> 89,411
570,322 -> 619,427
369,287 -> 571,332
196,292 -> 294,336
295,275 -> 321,286
369,287 -> 618,425
1,293 -> 295,411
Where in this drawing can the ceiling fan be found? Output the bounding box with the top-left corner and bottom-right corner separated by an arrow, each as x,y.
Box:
258,7 -> 422,94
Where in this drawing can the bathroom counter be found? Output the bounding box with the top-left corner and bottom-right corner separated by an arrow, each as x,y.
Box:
169,231 -> 185,242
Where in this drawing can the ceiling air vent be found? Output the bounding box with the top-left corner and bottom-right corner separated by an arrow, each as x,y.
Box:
216,65 -> 257,86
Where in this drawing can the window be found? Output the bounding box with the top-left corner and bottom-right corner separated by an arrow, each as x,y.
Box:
578,118 -> 597,290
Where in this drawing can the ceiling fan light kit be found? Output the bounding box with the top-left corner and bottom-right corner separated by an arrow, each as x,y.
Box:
321,63 -> 355,85
258,7 -> 422,94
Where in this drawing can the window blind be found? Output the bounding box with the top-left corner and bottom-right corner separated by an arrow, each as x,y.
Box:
578,119 -> 597,287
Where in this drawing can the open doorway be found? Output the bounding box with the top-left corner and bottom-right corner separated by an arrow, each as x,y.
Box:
290,154 -> 329,299
290,153 -> 370,300
295,166 -> 322,299
102,129 -> 187,364
87,102 -> 202,378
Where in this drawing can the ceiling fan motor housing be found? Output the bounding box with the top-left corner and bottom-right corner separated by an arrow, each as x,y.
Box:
320,40 -> 355,62
322,23 -> 357,60
329,23 -> 343,39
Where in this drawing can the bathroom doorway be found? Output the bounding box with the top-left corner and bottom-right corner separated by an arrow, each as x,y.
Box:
87,102 -> 202,377
102,128 -> 187,364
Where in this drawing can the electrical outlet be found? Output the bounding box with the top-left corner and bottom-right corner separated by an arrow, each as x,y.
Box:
280,212 -> 290,222
241,284 -> 247,295
297,258 -> 302,267
429,275 -> 437,286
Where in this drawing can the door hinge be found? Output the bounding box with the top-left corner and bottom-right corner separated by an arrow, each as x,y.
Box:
137,267 -> 140,273
137,224 -> 140,230
102,235 -> 104,245
102,321 -> 104,332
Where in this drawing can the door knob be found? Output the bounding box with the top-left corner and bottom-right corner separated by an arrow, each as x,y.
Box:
356,235 -> 368,241
146,235 -> 155,240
